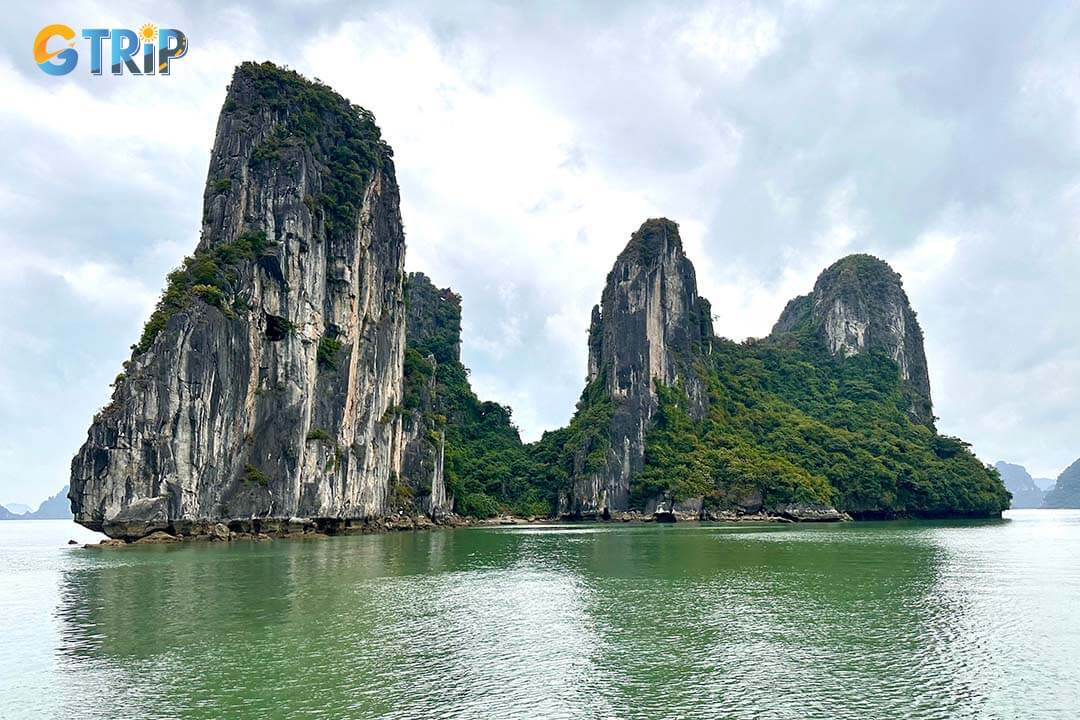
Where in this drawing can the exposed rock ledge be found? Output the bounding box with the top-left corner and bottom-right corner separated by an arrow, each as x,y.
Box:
82,506 -> 850,547
86,512 -> 468,545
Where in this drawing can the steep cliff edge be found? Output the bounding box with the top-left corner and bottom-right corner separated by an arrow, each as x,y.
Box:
395,272 -> 459,517
542,228 -> 1006,520
68,63 -> 1006,531
564,218 -> 713,516
70,62 -> 407,538
772,255 -> 934,426
399,273 -> 543,519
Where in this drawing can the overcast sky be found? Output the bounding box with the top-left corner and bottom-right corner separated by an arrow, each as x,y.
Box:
2,0 -> 1078,505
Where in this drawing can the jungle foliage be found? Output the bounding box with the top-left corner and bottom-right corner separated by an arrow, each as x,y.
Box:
633,332 -> 1008,517
406,285 -> 1007,519
133,229 -> 272,354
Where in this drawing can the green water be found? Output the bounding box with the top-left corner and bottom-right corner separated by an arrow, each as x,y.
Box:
2,511 -> 1079,719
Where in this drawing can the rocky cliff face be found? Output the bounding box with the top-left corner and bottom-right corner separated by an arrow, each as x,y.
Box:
565,218 -> 713,516
69,63 -> 408,538
396,272 -> 459,517
772,254 -> 934,426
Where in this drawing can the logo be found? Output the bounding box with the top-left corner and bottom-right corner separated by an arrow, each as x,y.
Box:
34,23 -> 188,76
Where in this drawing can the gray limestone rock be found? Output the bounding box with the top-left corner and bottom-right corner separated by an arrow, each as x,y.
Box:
70,63 -> 408,537
565,218 -> 713,516
1042,457 -> 1080,508
772,254 -> 934,426
395,272 -> 458,517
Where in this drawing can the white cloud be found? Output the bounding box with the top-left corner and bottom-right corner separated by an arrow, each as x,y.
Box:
676,4 -> 781,78
891,230 -> 960,293
0,246 -> 156,313
56,262 -> 158,312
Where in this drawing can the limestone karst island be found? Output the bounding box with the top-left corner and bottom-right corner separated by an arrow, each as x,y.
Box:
5,5 -> 1080,718
68,64 -> 1007,542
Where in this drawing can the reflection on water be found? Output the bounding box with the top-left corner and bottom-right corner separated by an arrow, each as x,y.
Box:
1,513 -> 1078,718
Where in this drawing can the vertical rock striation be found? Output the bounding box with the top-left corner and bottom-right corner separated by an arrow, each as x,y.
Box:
396,272 -> 459,517
566,218 -> 713,516
772,254 -> 934,426
70,62 -> 407,538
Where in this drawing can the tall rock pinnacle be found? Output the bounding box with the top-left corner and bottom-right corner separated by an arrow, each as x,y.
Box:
396,272 -> 460,517
69,62 -> 408,538
772,254 -> 934,425
567,218 -> 714,516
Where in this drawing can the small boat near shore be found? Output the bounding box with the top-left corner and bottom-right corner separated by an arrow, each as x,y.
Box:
653,503 -> 677,523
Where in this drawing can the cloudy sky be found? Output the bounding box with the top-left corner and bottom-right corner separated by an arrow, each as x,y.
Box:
2,0 -> 1078,505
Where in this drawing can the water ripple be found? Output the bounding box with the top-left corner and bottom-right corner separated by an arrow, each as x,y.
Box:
0,511 -> 1078,719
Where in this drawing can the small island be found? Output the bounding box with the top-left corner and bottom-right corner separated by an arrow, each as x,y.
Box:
67,62 -> 1009,544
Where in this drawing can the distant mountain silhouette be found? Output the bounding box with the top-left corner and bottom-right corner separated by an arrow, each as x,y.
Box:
0,485 -> 72,520
994,462 -> 1046,508
1032,476 -> 1057,492
1043,459 -> 1080,508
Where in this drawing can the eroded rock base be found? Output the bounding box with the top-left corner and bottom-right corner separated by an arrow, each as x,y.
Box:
82,507 -> 854,547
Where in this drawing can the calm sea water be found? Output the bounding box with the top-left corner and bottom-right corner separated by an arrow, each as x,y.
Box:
1,511 -> 1078,719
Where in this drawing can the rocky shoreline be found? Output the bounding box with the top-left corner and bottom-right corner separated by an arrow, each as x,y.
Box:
81,505 -> 851,548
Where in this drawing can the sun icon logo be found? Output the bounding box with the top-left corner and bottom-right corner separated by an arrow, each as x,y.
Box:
139,23 -> 158,44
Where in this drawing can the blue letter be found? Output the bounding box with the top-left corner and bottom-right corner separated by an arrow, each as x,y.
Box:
82,28 -> 109,75
142,40 -> 155,75
157,29 -> 188,75
110,28 -> 140,75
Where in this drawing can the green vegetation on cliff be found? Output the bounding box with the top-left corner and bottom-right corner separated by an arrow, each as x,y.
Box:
401,275 -> 545,518
134,229 -> 273,353
405,273 -> 1007,519
132,62 -> 389,357
526,378 -> 616,511
634,333 -> 1007,518
772,253 -> 935,426
105,65 -> 1008,524
239,61 -> 388,238
430,360 -> 546,517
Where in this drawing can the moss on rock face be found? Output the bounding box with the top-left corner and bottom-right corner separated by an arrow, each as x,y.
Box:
133,229 -> 273,354
241,463 -> 269,486
316,335 -> 343,370
618,217 -> 682,266
235,61 -> 388,241
305,428 -> 334,444
400,273 -> 546,518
